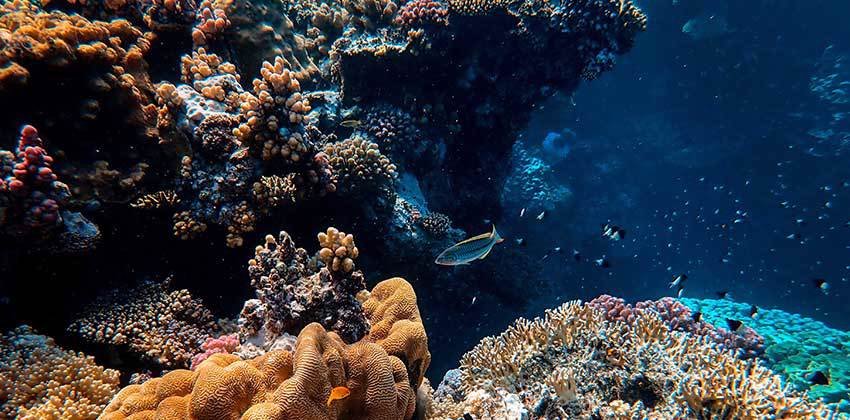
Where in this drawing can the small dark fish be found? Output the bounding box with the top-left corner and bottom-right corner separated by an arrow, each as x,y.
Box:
676,285 -> 685,298
463,414 -> 475,420
340,119 -> 361,128
786,233 -> 801,240
602,224 -> 626,241
726,318 -> 745,333
812,278 -> 830,294
716,290 -> 731,299
796,218 -> 807,226
669,274 -> 688,288
572,250 -> 582,262
806,371 -> 830,386
536,211 -> 547,221
594,258 -> 611,268
553,246 -> 562,253
515,238 -> 526,246
692,311 -> 703,323
749,305 -> 759,319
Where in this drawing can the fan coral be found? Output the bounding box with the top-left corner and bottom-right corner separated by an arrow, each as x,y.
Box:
428,300 -> 835,419
67,277 -> 219,368
239,228 -> 369,346
588,294 -> 765,359
0,325 -> 120,419
100,277 -> 430,420
325,136 -> 398,194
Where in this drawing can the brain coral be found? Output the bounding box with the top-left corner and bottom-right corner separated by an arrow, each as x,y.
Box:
101,277 -> 430,420
427,299 -> 836,419
0,325 -> 120,419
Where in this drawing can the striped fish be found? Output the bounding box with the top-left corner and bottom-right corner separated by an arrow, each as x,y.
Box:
435,225 -> 504,266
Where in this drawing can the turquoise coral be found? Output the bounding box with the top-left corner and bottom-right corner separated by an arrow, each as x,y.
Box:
682,297 -> 850,413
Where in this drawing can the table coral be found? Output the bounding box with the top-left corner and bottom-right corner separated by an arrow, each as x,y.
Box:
239,228 -> 370,346
0,325 -> 120,419
427,299 -> 835,419
100,277 -> 430,420
67,277 -> 219,368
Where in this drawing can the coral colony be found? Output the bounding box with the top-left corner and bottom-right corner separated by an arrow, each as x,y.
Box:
0,0 -> 846,419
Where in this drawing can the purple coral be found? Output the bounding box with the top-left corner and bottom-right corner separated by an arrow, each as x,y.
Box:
190,334 -> 239,370
588,295 -> 765,359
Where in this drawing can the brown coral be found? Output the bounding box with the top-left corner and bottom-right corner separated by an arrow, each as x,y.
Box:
325,136 -> 397,193
101,277 -> 429,420
0,325 -> 120,419
317,226 -> 359,274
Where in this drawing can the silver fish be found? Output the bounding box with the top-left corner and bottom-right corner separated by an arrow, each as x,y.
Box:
435,225 -> 504,266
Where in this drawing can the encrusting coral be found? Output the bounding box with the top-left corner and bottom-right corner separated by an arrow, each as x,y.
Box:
0,325 -> 120,420
100,277 -> 430,420
427,300 -> 836,419
67,277 -> 219,368
239,227 -> 370,346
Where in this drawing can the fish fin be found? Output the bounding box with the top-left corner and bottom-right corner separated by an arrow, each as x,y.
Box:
491,225 -> 504,243
455,232 -> 492,245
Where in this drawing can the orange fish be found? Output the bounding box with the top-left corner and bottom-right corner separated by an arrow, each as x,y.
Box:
327,386 -> 351,407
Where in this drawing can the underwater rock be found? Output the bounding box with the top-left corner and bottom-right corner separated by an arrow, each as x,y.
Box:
501,142 -> 572,214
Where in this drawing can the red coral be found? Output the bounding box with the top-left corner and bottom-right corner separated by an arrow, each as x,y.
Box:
395,0 -> 449,27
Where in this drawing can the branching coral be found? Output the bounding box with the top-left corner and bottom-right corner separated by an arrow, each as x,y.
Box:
100,277 -> 429,420
428,300 -> 833,420
0,325 -> 120,419
67,277 -> 219,368
589,294 -> 765,359
239,228 -> 369,346
420,212 -> 451,237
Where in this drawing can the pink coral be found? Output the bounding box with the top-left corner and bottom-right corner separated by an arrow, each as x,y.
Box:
395,0 -> 449,27
190,333 -> 239,370
588,294 -> 765,359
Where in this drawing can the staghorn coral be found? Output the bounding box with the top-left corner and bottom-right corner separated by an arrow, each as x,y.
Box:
239,228 -> 369,346
131,189 -> 180,209
325,135 -> 397,194
0,325 -> 120,420
67,277 -> 219,368
428,299 -> 833,420
100,277 -> 429,420
395,0 -> 449,27
588,294 -> 766,359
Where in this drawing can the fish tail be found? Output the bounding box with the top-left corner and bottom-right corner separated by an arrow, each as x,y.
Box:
492,225 -> 504,243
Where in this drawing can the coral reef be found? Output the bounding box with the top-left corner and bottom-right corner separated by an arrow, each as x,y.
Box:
428,299 -> 835,419
190,333 -> 240,370
0,125 -> 101,252
100,277 -> 430,420
682,297 -> 850,413
0,325 -> 120,419
325,135 -> 398,194
239,228 -> 370,347
589,294 -> 766,359
501,142 -> 572,214
67,277 -> 219,368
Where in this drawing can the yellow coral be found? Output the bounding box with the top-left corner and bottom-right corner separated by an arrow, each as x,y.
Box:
0,326 -> 120,419
101,277 -> 429,420
317,226 -> 359,273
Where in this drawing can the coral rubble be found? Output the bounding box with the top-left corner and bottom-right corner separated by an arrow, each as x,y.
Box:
428,299 -> 834,419
0,325 -> 120,419
67,277 -> 219,368
100,277 -> 430,420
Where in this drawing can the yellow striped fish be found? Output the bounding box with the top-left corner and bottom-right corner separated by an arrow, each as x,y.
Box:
435,225 -> 504,265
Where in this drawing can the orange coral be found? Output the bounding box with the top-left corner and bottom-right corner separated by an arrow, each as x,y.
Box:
101,277 -> 429,420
